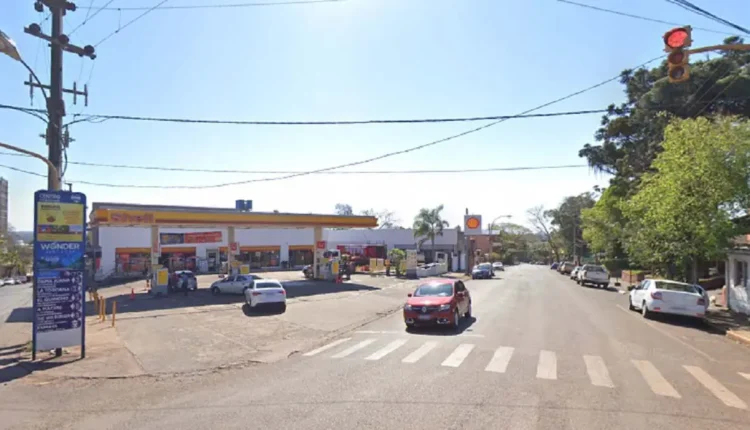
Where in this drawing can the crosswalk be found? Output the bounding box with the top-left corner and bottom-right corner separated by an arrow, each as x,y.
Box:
303,336 -> 750,410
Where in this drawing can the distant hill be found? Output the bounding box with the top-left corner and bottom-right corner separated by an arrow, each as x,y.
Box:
10,231 -> 34,243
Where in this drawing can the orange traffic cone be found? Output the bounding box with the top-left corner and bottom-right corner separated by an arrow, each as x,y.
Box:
130,287 -> 135,300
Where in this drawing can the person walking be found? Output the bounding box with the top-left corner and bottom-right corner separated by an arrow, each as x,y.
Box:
181,273 -> 189,297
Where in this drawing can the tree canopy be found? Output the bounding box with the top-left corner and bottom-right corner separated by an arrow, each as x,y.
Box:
413,205 -> 450,251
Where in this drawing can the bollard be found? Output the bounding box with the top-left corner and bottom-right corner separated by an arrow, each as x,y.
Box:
100,297 -> 106,321
111,301 -> 117,327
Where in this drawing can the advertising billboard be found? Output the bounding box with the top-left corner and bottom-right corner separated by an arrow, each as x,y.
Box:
33,191 -> 87,357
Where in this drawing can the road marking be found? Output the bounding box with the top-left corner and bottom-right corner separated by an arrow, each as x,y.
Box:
583,355 -> 614,388
615,304 -> 717,362
303,338 -> 351,357
684,365 -> 747,409
631,360 -> 681,398
536,350 -> 557,380
365,339 -> 408,361
331,339 -> 376,358
441,344 -> 475,367
485,346 -> 514,373
739,372 -> 750,381
402,341 -> 438,364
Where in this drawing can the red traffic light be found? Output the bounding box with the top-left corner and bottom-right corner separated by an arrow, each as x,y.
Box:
664,27 -> 690,49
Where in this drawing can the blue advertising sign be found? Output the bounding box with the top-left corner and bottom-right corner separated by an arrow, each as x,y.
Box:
33,190 -> 87,356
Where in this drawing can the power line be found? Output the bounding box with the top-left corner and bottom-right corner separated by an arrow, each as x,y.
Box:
557,0 -> 736,35
95,0 -> 169,47
83,0 -> 346,11
0,164 -> 47,179
69,0 -> 117,35
664,0 -> 750,36
0,151 -> 587,174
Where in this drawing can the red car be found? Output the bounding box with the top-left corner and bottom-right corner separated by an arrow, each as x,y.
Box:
403,279 -> 472,330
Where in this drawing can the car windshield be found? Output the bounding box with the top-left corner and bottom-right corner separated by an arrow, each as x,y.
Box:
414,283 -> 453,297
586,265 -> 605,272
255,282 -> 280,289
478,264 -> 491,270
654,281 -> 697,293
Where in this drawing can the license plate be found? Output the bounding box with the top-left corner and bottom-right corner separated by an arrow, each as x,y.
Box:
418,314 -> 432,321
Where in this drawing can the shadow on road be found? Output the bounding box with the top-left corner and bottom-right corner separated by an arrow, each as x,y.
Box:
647,313 -> 725,335
405,316 -> 477,336
241,303 -> 286,317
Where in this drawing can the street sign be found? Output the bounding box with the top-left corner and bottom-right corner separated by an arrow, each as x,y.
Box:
464,214 -> 483,236
316,240 -> 327,249
32,190 -> 87,357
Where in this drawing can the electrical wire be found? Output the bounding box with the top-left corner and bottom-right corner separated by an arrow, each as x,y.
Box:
557,0 -> 734,35
69,0 -> 117,35
83,0 -> 346,11
94,0 -> 169,47
664,0 -> 750,36
0,164 -> 47,179
693,72 -> 744,117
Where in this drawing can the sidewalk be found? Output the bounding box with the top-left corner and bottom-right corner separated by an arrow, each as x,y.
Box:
704,307 -> 750,347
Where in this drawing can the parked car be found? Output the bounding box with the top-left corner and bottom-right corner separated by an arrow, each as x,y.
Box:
550,262 -> 559,270
403,279 -> 471,330
472,263 -> 493,279
210,274 -> 261,295
492,262 -> 505,272
244,279 -> 286,312
577,264 -> 609,288
570,266 -> 582,280
302,265 -> 313,279
628,279 -> 706,320
559,262 -> 575,274
172,270 -> 198,291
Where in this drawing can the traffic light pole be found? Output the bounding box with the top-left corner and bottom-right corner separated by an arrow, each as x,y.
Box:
686,43 -> 750,55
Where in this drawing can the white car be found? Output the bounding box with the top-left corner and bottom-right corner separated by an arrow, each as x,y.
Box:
210,274 -> 261,295
577,264 -> 609,288
628,279 -> 706,320
244,279 -> 287,312
174,270 -> 198,291
492,262 -> 504,271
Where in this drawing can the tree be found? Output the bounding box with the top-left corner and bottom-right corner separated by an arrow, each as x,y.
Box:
581,185 -> 628,259
334,203 -> 353,216
527,205 -> 560,262
360,209 -> 401,229
413,205 -> 450,259
579,37 -> 750,191
623,117 -> 750,282
546,193 -> 596,261
0,225 -> 32,277
491,222 -> 536,263
388,248 -> 406,276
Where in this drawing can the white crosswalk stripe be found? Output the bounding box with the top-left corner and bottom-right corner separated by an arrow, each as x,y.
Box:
402,341 -> 438,364
684,366 -> 747,409
485,346 -> 514,373
303,338 -> 351,357
739,372 -> 750,381
331,339 -> 376,358
632,360 -> 681,398
365,339 -> 408,361
583,355 -> 614,388
441,344 -> 475,367
536,350 -> 557,380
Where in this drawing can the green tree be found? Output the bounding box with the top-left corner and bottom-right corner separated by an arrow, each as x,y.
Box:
623,117 -> 750,282
527,205 -> 561,262
580,37 -> 750,190
547,193 -> 596,261
413,205 -> 450,260
581,185 -> 628,259
388,248 -> 406,276
334,203 -> 353,216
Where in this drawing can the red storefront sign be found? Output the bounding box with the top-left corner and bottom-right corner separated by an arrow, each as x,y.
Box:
184,231 -> 222,244
316,240 -> 327,249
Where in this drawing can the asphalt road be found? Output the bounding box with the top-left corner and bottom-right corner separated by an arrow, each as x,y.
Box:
3,265 -> 750,429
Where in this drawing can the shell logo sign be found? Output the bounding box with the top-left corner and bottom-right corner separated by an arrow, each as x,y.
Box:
464,214 -> 483,236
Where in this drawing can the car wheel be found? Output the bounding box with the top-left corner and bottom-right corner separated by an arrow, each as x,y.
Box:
279,303 -> 287,313
453,309 -> 460,330
628,296 -> 635,311
465,302 -> 472,318
576,279 -> 580,285
642,301 -> 651,319
211,286 -> 220,296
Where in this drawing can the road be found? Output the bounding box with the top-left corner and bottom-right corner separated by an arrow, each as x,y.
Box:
0,282 -> 32,345
2,265 -> 750,429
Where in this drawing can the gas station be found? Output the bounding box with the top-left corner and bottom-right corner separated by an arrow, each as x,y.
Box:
88,203 -> 378,294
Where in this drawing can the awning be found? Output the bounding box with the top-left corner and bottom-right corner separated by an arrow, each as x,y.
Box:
115,247 -> 150,254
240,246 -> 280,252
289,245 -> 313,251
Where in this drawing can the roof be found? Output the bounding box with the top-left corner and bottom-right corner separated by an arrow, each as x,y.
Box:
89,202 -> 377,228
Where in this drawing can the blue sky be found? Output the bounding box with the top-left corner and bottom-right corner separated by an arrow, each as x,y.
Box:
0,0 -> 744,231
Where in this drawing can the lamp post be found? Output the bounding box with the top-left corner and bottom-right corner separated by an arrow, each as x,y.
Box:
0,30 -> 57,190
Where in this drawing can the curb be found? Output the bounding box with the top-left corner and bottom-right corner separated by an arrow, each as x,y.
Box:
726,330 -> 750,347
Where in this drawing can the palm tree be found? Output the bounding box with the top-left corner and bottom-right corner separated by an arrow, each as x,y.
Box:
413,205 -> 450,262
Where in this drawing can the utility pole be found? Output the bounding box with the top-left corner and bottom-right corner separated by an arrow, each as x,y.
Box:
24,0 -> 94,192
24,0 -> 95,360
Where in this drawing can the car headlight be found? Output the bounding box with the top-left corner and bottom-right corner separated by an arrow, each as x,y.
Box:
404,304 -> 413,311
439,304 -> 451,311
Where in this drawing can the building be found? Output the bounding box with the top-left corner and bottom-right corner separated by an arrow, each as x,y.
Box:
89,202 -> 467,279
0,177 -> 7,235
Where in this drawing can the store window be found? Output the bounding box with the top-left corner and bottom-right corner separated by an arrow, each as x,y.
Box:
249,250 -> 280,268
290,249 -> 312,266
735,259 -> 747,287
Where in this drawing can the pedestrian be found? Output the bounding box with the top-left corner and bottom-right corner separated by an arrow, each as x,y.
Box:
181,274 -> 189,297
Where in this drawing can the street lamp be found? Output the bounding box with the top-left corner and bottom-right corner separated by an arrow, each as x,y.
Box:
0,30 -> 58,189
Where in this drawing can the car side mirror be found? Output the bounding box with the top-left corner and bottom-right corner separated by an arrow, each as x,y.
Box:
407,293 -> 412,297
627,285 -> 635,291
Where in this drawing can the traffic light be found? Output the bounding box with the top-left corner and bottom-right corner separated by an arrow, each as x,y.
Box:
663,26 -> 692,83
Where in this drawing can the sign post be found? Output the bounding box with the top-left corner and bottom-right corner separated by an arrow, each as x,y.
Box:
464,214 -> 483,274
32,190 -> 87,360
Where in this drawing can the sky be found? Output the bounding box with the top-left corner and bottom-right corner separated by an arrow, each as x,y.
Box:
0,0 -> 745,232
